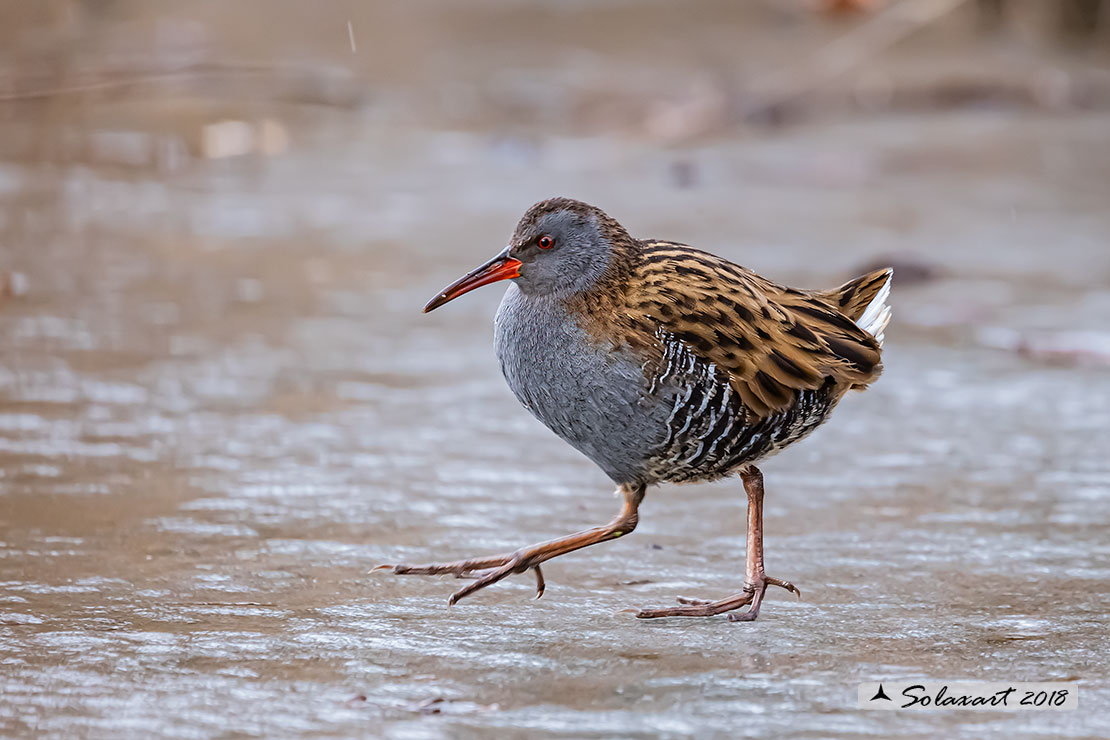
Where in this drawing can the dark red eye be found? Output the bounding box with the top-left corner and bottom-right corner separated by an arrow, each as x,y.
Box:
538,235 -> 554,249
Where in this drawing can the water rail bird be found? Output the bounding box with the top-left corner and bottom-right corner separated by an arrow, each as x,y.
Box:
378,197 -> 892,621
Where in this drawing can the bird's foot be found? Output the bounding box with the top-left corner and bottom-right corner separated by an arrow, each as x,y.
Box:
633,575 -> 800,621
377,483 -> 645,607
373,554 -> 546,604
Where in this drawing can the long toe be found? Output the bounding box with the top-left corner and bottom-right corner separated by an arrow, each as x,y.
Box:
765,576 -> 802,599
635,590 -> 755,619
378,553 -> 514,578
447,558 -> 521,605
635,574 -> 801,620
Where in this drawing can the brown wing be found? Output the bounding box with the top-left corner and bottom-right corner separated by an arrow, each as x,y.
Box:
622,242 -> 885,418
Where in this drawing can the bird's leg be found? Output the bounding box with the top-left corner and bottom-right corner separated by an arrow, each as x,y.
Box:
726,466 -> 801,622
634,466 -> 800,620
376,483 -> 645,605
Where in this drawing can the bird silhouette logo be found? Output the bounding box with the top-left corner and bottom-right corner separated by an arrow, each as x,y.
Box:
870,684 -> 892,701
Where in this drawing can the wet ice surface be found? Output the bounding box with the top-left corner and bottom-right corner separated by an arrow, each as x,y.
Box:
2,110 -> 1110,739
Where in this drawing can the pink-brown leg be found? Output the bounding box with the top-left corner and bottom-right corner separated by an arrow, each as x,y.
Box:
376,483 -> 645,605
635,466 -> 800,621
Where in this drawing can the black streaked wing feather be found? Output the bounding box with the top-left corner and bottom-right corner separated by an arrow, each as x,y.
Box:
630,241 -> 884,418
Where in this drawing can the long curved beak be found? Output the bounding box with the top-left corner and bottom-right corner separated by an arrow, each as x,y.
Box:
423,248 -> 522,313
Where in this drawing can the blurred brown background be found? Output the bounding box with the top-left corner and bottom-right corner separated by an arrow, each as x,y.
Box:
1,2 -> 1108,739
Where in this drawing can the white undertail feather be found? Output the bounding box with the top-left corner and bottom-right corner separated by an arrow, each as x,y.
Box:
855,269 -> 892,346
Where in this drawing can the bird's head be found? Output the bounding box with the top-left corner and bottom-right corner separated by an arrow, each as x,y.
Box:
423,198 -> 629,312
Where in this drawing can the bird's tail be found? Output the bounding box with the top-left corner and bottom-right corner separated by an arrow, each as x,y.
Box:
825,268 -> 892,346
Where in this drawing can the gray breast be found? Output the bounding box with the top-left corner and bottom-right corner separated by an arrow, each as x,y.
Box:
494,288 -> 838,485
494,284 -> 667,484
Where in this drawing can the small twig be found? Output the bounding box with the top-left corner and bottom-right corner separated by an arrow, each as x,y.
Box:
748,0 -> 978,119
347,20 -> 358,53
0,61 -> 342,103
